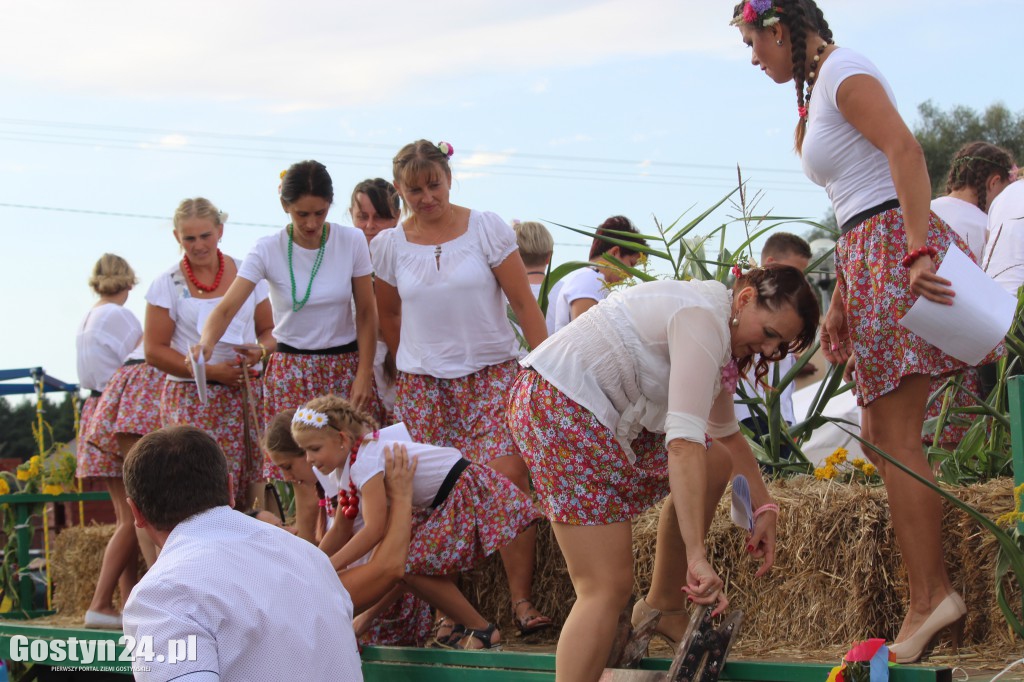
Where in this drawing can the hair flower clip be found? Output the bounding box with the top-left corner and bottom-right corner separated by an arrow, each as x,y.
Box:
730,0 -> 783,28
437,141 -> 455,159
731,255 -> 759,279
292,407 -> 329,428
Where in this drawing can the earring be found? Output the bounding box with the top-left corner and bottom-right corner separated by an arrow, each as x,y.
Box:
776,39 -> 784,46
731,317 -> 739,327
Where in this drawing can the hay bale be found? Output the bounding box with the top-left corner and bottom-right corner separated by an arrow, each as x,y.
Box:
51,524 -> 147,616
463,478 -> 1020,654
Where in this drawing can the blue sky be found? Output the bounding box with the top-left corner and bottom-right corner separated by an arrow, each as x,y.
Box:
1,0 -> 1019,390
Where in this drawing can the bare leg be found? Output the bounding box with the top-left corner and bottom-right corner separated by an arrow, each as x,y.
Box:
136,527 -> 159,566
550,520 -> 634,682
404,574 -> 499,648
87,477 -> 138,615
642,441 -> 733,639
292,482 -> 320,544
488,454 -> 546,626
862,375 -> 954,642
353,584 -> 404,635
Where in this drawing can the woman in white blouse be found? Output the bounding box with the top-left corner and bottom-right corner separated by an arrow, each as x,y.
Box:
371,139 -> 553,637
77,254 -> 146,629
147,198 -> 274,511
508,265 -> 819,681
198,161 -> 382,542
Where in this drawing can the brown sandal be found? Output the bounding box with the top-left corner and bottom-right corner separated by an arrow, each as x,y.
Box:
512,598 -> 553,636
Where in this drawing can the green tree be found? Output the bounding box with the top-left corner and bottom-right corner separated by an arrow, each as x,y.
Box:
914,100 -> 1024,196
0,394 -> 78,460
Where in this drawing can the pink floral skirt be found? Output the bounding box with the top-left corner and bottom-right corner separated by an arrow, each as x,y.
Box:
405,463 -> 541,575
507,370 -> 671,526
76,395 -> 123,478
261,350 -> 383,479
359,591 -> 434,647
835,208 -> 1003,407
83,363 -> 165,460
160,380 -> 264,489
395,359 -> 520,465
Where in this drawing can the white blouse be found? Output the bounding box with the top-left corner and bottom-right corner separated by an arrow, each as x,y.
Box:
237,224 -> 373,350
146,260 -> 269,382
523,279 -> 740,461
370,210 -> 519,378
551,266 -> 607,332
76,303 -> 143,392
931,196 -> 987,264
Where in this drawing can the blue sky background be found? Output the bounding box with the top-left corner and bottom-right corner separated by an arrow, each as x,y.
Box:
1,0 -> 1019,389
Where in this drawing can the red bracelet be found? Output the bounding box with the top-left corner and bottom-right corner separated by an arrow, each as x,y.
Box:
901,245 -> 938,268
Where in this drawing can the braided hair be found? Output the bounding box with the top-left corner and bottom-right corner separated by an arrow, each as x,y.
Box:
944,142 -> 1015,212
732,0 -> 835,153
291,395 -> 380,439
733,263 -> 820,385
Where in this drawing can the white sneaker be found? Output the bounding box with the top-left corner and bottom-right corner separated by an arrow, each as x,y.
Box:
84,610 -> 122,630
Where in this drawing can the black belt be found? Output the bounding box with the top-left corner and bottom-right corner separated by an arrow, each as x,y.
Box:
123,358 -> 145,367
840,198 -> 901,235
276,341 -> 358,356
430,458 -> 472,509
89,390 -> 102,399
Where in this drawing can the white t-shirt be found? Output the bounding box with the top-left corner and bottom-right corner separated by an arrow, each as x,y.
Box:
237,224 -> 373,349
123,506 -> 361,682
370,210 -> 519,378
326,423 -> 462,509
146,261 -> 269,382
523,279 -> 739,462
542,279 -> 564,335
983,180 -> 1024,294
76,304 -> 142,392
733,355 -> 797,425
931,196 -> 987,264
552,267 -> 607,332
801,48 -> 898,229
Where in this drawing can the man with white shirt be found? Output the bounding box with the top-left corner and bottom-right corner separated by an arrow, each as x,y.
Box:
983,176 -> 1024,295
734,233 -> 812,466
122,426 -> 362,682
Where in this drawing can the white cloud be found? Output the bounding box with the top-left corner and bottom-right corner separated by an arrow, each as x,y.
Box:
0,1 -> 730,107
158,135 -> 189,148
531,79 -> 550,94
459,151 -> 513,168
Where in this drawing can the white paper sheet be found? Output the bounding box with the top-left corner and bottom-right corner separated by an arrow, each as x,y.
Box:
898,245 -> 1015,364
189,350 -> 208,405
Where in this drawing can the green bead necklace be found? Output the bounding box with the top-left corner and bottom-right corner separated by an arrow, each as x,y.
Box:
287,223 -> 328,312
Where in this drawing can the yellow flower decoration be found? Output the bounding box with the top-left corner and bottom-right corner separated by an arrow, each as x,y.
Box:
0,478 -> 9,496
16,470 -> 30,482
41,484 -> 63,496
862,463 -> 877,477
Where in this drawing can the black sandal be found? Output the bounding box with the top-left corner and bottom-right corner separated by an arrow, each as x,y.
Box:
512,598 -> 553,636
429,618 -> 465,649
456,623 -> 502,651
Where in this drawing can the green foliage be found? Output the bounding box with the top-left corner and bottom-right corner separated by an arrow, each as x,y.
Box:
0,394 -> 78,460
914,100 -> 1024,196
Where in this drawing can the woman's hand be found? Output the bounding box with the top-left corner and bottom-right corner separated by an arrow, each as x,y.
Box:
843,356 -> 857,383
746,509 -> 777,578
908,255 -> 954,305
205,358 -> 256,386
683,557 -> 728,616
190,341 -> 215,363
820,300 -> 852,365
348,370 -> 375,414
383,444 -> 417,504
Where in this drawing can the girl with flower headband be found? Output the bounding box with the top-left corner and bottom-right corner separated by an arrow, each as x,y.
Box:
732,0 -> 1003,662
370,139 -> 553,636
197,161 -> 384,543
290,395 -> 542,650
508,267 -> 819,680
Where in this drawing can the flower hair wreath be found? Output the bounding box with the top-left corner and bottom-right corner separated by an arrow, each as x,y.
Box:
292,407 -> 330,428
437,141 -> 455,159
730,0 -> 784,28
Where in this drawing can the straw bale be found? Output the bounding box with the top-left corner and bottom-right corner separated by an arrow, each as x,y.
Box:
51,523 -> 145,617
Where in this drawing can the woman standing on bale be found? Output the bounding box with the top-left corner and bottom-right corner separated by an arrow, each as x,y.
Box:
508,266 -> 819,681
147,198 -> 274,510
198,161 -> 383,542
371,139 -> 553,638
731,0 -> 1002,662
77,254 -> 148,630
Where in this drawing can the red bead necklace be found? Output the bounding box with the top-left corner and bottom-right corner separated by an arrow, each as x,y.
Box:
341,430 -> 378,520
182,249 -> 225,293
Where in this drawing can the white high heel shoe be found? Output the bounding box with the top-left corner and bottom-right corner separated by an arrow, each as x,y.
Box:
888,592 -> 966,664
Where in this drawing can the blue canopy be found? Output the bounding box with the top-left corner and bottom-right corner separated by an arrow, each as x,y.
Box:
0,368 -> 79,397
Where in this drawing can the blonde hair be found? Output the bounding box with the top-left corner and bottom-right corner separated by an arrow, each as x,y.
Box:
173,197 -> 228,232
514,221 -> 554,268
392,139 -> 452,191
89,253 -> 138,296
290,395 -> 378,438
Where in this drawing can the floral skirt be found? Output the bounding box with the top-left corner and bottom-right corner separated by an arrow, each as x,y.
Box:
395,359 -> 521,465
160,380 -> 264,489
359,591 -> 433,647
83,363 -> 165,461
405,463 -> 541,575
76,396 -> 122,478
261,350 -> 383,479
507,369 -> 670,526
835,208 -> 1003,407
